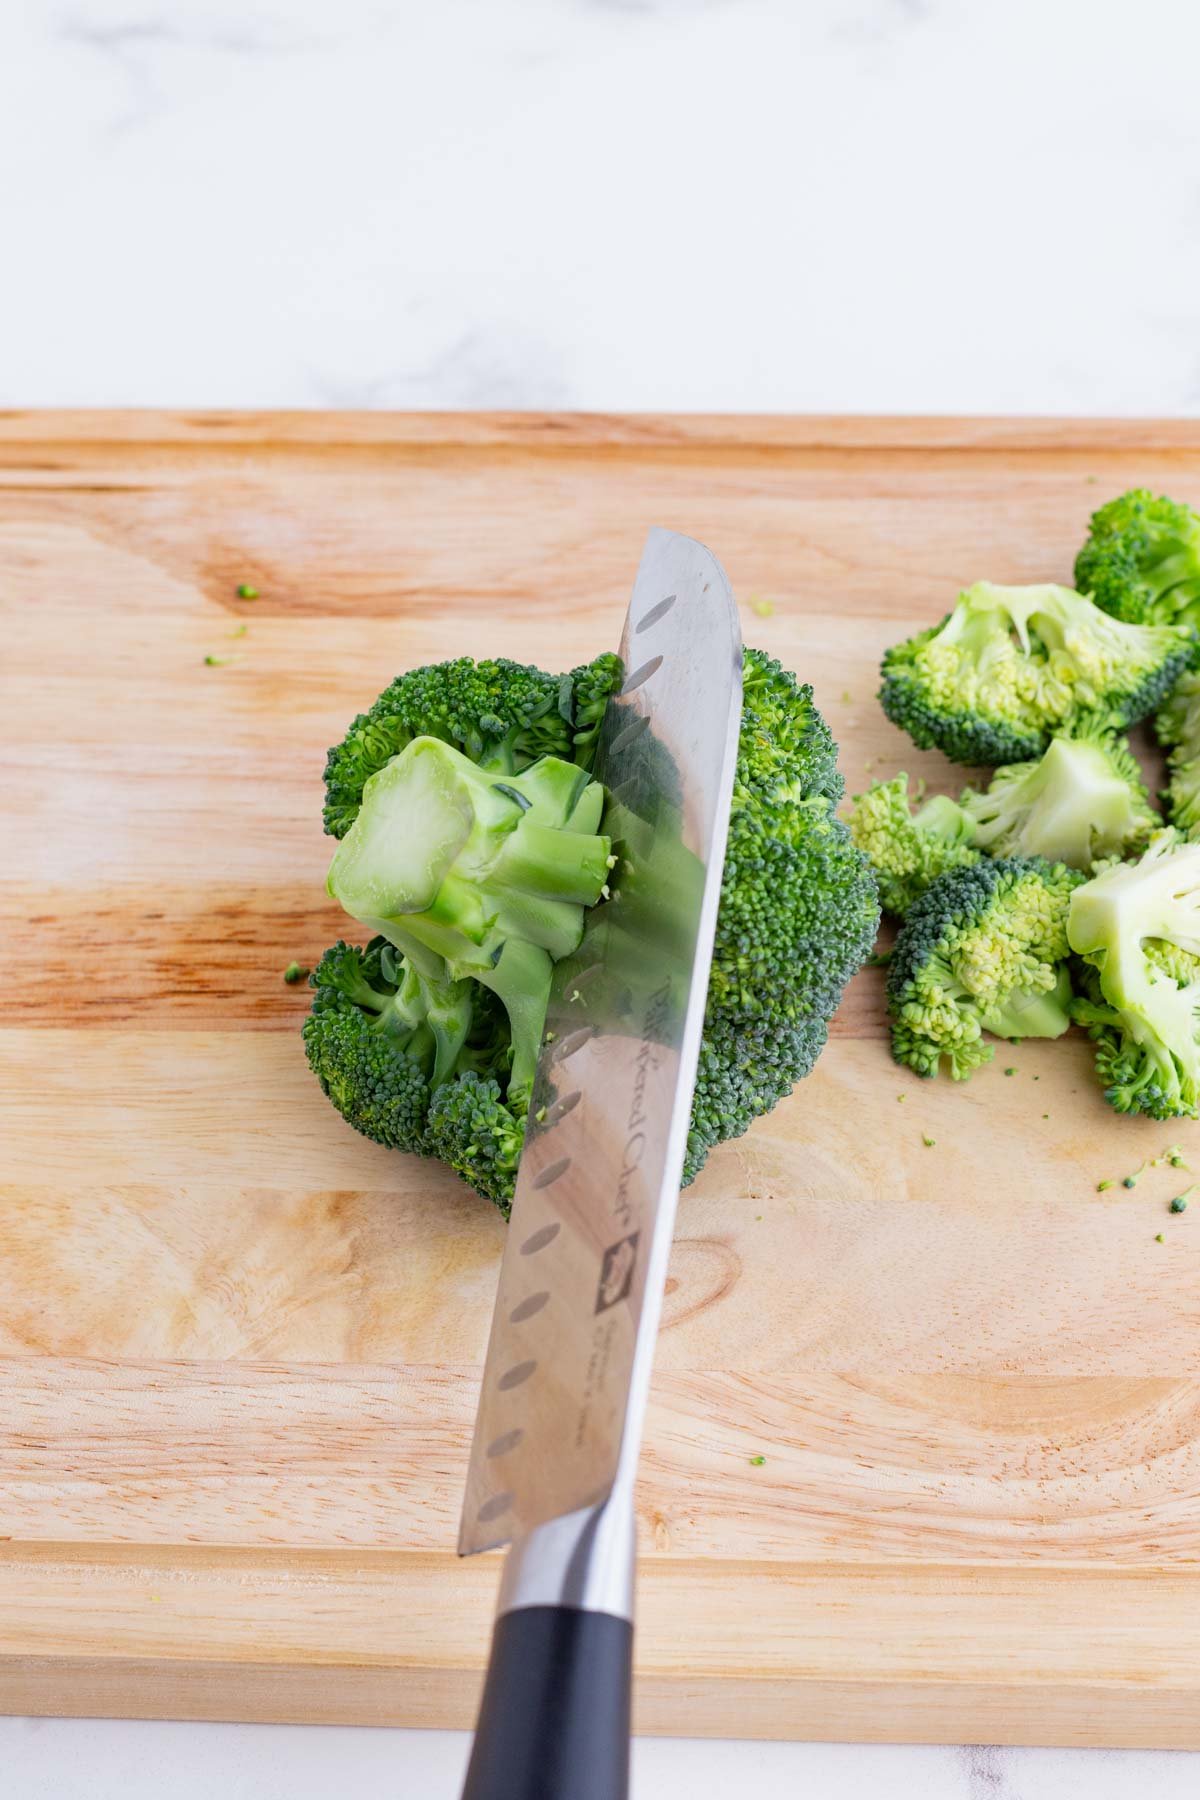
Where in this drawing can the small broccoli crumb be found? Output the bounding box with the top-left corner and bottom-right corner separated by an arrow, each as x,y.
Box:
283,961 -> 308,984
749,1454 -> 766,1466
896,1093 -> 906,1103
1004,1067 -> 1017,1077
921,1133 -> 936,1147
1166,1147 -> 1188,1169
204,654 -> 230,667
1155,1232 -> 1165,1243
237,582 -> 259,599
1042,1112 -> 1049,1119
1122,1161 -> 1149,1189
1097,1179 -> 1114,1192
865,949 -> 893,968
750,597 -> 775,618
841,690 -> 852,704
1169,1188 -> 1194,1213
231,623 -> 248,638
535,1106 -> 547,1123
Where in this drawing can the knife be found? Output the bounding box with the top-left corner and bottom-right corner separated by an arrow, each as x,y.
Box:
458,528 -> 743,1800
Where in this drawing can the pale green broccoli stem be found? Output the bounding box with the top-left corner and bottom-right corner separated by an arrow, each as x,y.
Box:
980,967 -> 1074,1040
1069,836 -> 1200,1106
963,733 -> 1153,868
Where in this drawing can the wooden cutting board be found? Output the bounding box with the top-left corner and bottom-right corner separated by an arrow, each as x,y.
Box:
3,411 -> 1200,1748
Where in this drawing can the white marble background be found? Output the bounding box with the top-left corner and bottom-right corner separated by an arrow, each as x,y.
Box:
3,1 -> 1200,1795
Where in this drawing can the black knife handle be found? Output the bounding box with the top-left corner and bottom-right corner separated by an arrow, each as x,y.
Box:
461,1604 -> 633,1800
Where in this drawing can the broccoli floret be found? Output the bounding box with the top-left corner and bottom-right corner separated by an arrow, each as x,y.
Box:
887,858 -> 1083,1079
738,651 -> 843,804
307,647 -> 877,1209
1075,489 -> 1200,630
687,653 -> 880,1178
880,582 -> 1192,765
1156,670 -> 1200,839
327,737 -> 612,1108
426,1072 -> 525,1215
846,773 -> 980,915
960,720 -> 1158,869
302,940 -> 439,1153
1068,832 -> 1200,1119
322,654 -> 621,838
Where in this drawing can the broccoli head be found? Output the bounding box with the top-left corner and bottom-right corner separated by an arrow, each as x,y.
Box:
887,857 -> 1083,1079
880,581 -> 1192,765
1075,489 -> 1200,631
1156,670 -> 1200,840
960,720 -> 1158,869
846,773 -> 980,916
307,647 -> 878,1209
1068,832 -> 1200,1120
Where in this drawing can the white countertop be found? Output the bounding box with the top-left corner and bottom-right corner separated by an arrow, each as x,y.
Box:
4,1 -> 1199,1794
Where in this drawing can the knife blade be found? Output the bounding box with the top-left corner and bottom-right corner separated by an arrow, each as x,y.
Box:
458,528 -> 742,1800
460,526 -> 742,1553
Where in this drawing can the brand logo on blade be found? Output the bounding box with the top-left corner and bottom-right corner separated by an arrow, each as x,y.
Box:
594,1232 -> 640,1313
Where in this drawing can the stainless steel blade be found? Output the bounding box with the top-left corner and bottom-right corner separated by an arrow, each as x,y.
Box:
459,527 -> 742,1556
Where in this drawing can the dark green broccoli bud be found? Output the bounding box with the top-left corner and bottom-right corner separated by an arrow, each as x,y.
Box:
426,1072 -> 525,1216
566,652 -> 623,769
1075,489 -> 1200,630
961,719 -> 1158,869
739,648 -> 843,804
685,696 -> 880,1180
303,941 -> 436,1153
846,773 -> 979,915
322,655 -> 622,838
1156,670 -> 1200,839
888,858 -> 1083,1080
1068,832 -> 1200,1119
327,737 -> 612,1107
880,582 -> 1193,766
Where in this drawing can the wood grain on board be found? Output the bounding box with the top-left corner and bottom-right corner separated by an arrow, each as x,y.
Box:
2,411 -> 1199,1745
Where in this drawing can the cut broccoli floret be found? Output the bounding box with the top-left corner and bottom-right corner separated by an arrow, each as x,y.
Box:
887,858 -> 1083,1079
846,773 -> 980,915
880,581 -> 1192,765
327,737 -> 612,1108
1075,489 -> 1200,630
307,647 -> 878,1209
960,721 -> 1158,869
1068,832 -> 1200,1119
1156,669 -> 1200,839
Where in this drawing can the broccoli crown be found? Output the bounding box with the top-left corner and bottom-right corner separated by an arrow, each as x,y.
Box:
1075,488 -> 1200,630
879,581 -> 1193,766
322,653 -> 623,837
308,646 -> 877,1208
887,857 -> 1083,1079
687,657 -> 880,1178
1157,670 -> 1200,840
846,773 -> 980,916
1068,831 -> 1200,1119
960,719 -> 1158,869
303,939 -> 523,1207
